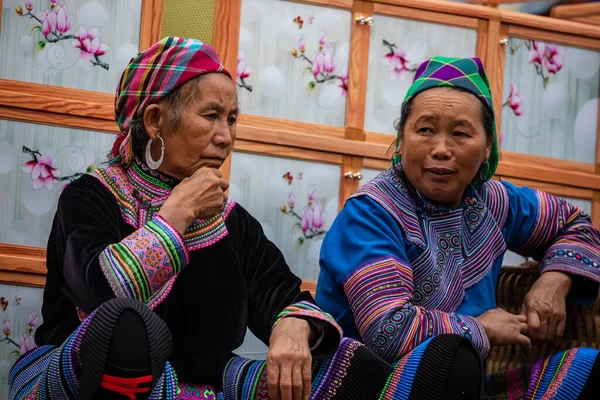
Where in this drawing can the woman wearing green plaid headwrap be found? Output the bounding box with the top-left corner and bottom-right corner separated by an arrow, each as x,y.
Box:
317,56 -> 600,399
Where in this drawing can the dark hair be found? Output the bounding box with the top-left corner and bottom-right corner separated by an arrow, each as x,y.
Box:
129,75 -> 205,161
390,86 -> 495,158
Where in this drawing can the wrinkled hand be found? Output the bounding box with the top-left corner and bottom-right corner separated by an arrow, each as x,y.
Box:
267,318 -> 313,400
158,167 -> 228,234
521,271 -> 572,344
477,308 -> 531,354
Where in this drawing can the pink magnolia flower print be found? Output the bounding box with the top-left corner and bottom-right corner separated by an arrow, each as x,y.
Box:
528,41 -> 564,74
506,82 -> 523,116
3,318 -> 11,337
23,154 -> 62,191
318,32 -> 327,49
291,27 -> 344,92
41,9 -> 56,37
541,44 -> 564,74
72,27 -> 109,62
236,51 -> 252,92
307,185 -> 317,203
55,3 -> 73,34
28,311 -> 39,334
16,3 -> 110,70
19,333 -> 37,355
382,39 -> 418,81
299,35 -> 306,54
311,200 -> 324,230
338,67 -> 348,97
280,175 -> 328,247
301,206 -> 312,233
385,48 -> 410,80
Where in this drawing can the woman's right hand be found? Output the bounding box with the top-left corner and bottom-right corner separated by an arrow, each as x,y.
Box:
477,308 -> 531,354
158,167 -> 229,234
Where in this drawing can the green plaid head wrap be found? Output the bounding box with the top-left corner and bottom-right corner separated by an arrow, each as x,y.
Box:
393,56 -> 498,182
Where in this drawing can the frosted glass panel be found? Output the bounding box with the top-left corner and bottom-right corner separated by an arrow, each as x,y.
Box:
0,284 -> 43,398
364,15 -> 477,135
0,0 -> 142,93
0,119 -> 115,247
359,168 -> 384,187
238,0 -> 350,127
229,152 -> 340,281
502,38 -> 599,163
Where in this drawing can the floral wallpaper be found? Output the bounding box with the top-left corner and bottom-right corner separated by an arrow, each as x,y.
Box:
364,15 -> 477,135
238,0 -> 351,127
0,284 -> 43,399
0,0 -> 142,93
229,152 -> 340,281
229,151 -> 341,362
0,119 -> 115,248
502,38 -> 599,163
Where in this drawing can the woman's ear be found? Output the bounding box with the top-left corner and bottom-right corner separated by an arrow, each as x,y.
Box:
143,104 -> 164,140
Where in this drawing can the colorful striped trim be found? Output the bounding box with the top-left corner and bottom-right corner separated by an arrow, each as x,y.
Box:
351,164 -> 508,303
518,191 -> 600,284
99,215 -> 190,303
272,301 -> 343,340
343,257 -> 490,362
90,159 -> 234,252
378,337 -> 432,400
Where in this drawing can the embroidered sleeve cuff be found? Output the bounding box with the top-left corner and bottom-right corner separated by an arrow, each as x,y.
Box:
99,215 -> 190,303
273,301 -> 343,359
541,243 -> 600,285
460,315 -> 491,360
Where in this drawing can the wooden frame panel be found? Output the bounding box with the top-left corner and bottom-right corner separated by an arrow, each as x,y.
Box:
237,123 -> 389,159
486,20 -> 507,134
288,0 -> 352,9
0,244 -> 46,288
500,152 -> 595,175
373,0 -> 600,40
373,3 -> 480,29
233,140 -> 344,165
239,114 -> 345,139
362,157 -> 390,171
212,0 -> 242,75
345,1 -> 373,133
507,25 -> 600,51
0,106 -> 118,133
339,155 -> 362,208
498,177 -> 593,200
551,3 -> 600,20
0,0 -> 163,120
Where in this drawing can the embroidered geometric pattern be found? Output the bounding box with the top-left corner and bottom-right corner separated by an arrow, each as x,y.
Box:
342,257 -> 489,361
517,191 -> 600,283
90,159 -> 235,252
484,347 -> 598,399
272,301 -> 343,340
9,308 -> 180,400
90,158 -> 237,307
99,215 -> 190,304
351,164 -> 508,313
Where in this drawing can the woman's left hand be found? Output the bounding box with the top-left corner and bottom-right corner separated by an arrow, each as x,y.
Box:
521,271 -> 572,344
267,317 -> 313,400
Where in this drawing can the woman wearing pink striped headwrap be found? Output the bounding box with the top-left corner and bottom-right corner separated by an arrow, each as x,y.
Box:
9,38 -> 484,400
8,36 -> 343,400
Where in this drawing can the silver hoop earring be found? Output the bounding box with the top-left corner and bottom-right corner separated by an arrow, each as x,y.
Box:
145,136 -> 164,170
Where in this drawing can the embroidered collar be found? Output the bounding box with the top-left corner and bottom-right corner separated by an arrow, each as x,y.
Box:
90,158 -> 235,251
